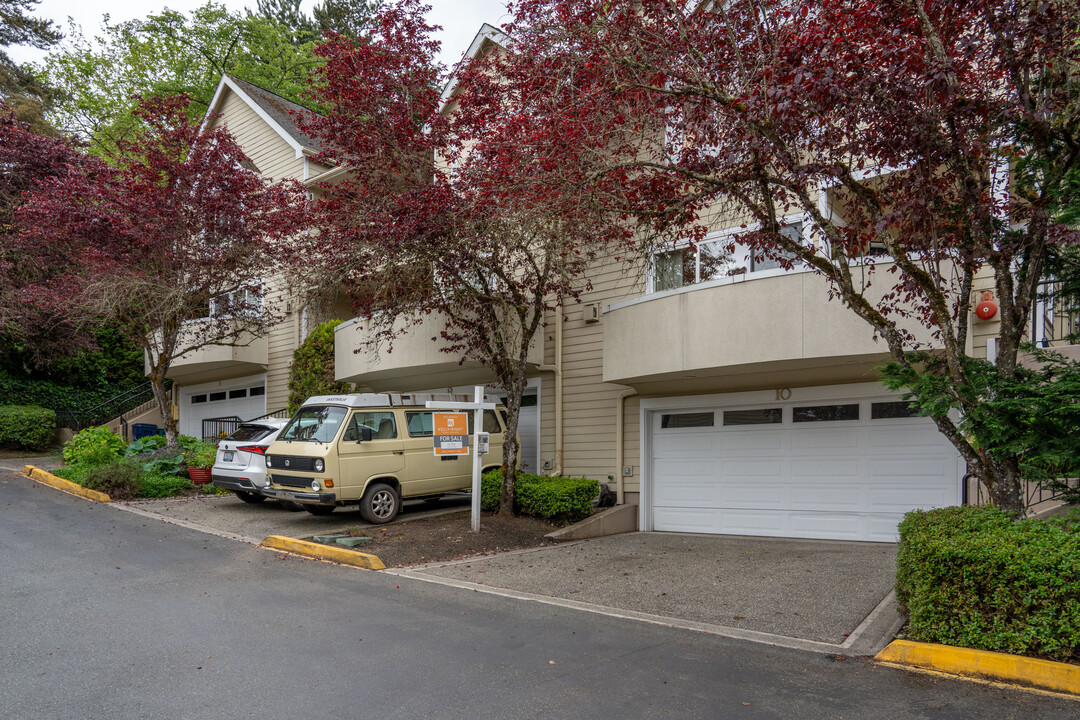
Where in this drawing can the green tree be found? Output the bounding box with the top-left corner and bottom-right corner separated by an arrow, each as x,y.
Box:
287,320 -> 351,414
41,2 -> 321,156
248,0 -> 379,44
0,0 -> 61,133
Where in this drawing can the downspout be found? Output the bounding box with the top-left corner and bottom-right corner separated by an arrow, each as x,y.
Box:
615,388 -> 638,505
537,306 -> 563,476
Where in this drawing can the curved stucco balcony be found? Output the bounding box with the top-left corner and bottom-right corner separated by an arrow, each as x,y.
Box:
335,313 -> 544,392
603,270 -> 937,395
150,325 -> 268,384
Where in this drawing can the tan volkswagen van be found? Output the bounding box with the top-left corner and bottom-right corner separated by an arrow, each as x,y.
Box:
260,394 -> 506,523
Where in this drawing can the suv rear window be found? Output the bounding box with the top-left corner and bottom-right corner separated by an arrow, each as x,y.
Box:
226,424 -> 275,442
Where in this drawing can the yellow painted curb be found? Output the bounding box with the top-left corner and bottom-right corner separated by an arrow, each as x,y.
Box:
23,465 -> 111,503
261,535 -> 386,571
876,639 -> 1080,697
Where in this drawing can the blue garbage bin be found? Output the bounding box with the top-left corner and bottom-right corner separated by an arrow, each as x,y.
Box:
132,423 -> 159,440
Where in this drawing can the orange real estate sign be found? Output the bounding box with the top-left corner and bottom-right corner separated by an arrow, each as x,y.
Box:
433,412 -> 469,456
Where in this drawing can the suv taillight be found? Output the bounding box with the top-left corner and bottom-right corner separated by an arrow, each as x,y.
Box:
237,444 -> 269,454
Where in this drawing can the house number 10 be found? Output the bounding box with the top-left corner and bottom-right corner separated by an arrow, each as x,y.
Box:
775,388 -> 792,400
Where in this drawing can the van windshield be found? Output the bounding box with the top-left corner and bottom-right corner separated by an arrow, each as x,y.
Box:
279,406 -> 347,443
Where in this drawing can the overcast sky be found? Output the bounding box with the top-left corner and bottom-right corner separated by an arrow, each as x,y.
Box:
7,0 -> 512,70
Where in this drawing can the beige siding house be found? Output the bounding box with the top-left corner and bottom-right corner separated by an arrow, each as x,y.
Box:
153,75 -> 347,439
332,25 -> 1078,544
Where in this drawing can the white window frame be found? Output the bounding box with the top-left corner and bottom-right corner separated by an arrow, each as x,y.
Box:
646,214 -> 811,295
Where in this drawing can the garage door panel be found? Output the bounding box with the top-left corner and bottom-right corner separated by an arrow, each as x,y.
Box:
867,485 -> 956,512
654,481 -> 723,506
718,432 -> 785,453
791,458 -> 861,478
867,457 -> 952,479
867,423 -> 940,449
790,429 -> 862,451
653,433 -> 721,456
790,485 -> 862,510
649,390 -> 962,542
720,458 -> 784,479
787,512 -> 864,541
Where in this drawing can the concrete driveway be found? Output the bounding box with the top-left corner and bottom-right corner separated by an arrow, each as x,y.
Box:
120,491 -> 473,543
389,532 -> 903,656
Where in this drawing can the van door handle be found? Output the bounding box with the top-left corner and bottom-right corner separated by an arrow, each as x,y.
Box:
393,450 -> 404,455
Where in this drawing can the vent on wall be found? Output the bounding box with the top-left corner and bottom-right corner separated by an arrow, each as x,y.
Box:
583,302 -> 601,324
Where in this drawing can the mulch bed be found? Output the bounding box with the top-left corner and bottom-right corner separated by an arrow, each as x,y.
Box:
326,510 -> 561,567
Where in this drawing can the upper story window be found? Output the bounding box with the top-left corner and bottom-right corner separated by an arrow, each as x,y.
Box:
650,218 -> 806,294
209,284 -> 264,318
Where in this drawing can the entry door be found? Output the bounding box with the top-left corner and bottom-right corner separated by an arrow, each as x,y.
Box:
337,411 -> 404,494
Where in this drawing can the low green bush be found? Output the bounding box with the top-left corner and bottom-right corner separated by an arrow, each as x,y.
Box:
63,426 -> 126,466
0,405 -> 57,450
139,472 -> 195,498
481,470 -> 600,523
79,461 -> 146,501
896,506 -> 1080,663
54,459 -> 195,499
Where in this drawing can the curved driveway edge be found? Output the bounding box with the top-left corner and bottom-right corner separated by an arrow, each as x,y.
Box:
261,535 -> 386,570
23,465 -> 111,503
876,639 -> 1080,698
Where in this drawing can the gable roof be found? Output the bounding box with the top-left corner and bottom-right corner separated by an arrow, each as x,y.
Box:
203,75 -> 324,158
440,23 -> 512,108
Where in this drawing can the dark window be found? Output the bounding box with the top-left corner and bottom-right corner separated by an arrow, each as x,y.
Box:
229,389 -> 248,399
209,391 -> 227,402
190,394 -> 207,404
249,386 -> 265,397
793,404 -> 859,422
723,408 -> 782,426
226,424 -> 275,442
871,401 -> 920,420
520,394 -> 538,407
661,412 -> 714,429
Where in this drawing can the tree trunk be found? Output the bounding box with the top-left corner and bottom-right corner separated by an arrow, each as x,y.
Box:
499,372 -> 528,516
148,366 -> 177,444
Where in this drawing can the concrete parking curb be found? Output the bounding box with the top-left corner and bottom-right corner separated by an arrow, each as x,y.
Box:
260,535 -> 386,570
22,465 -> 111,503
875,639 -> 1080,698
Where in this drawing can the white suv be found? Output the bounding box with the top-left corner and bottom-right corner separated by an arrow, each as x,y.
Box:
212,420 -> 290,504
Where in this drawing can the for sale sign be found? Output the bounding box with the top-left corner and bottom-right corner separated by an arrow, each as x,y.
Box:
433,412 -> 469,456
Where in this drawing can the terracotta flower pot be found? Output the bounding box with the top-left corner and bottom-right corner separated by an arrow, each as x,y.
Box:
188,466 -> 213,484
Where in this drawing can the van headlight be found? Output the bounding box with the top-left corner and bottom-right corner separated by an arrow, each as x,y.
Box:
311,480 -> 321,492
314,458 -> 324,472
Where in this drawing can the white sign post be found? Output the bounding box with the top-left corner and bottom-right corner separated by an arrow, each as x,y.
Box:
426,385 -> 495,532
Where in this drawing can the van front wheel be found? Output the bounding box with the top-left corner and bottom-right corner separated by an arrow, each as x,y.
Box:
360,483 -> 399,524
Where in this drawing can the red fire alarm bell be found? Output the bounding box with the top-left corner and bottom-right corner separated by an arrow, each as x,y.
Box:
976,291 -> 998,320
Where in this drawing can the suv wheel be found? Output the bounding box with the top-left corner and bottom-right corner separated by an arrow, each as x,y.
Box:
360,482 -> 399,524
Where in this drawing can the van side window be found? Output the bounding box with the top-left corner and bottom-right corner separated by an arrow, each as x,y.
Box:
484,410 -> 502,434
346,412 -> 397,440
407,411 -> 484,437
406,411 -> 434,437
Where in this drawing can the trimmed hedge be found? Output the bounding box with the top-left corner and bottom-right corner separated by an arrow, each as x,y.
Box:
481,469 -> 600,522
896,506 -> 1080,663
0,405 -> 57,450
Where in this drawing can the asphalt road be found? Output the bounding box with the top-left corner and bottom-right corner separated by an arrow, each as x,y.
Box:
2,469 -> 1075,719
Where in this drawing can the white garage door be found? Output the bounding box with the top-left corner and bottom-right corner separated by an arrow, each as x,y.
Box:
179,375 -> 268,438
648,392 -> 962,542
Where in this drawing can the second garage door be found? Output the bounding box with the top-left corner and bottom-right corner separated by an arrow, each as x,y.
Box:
647,390 -> 963,542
